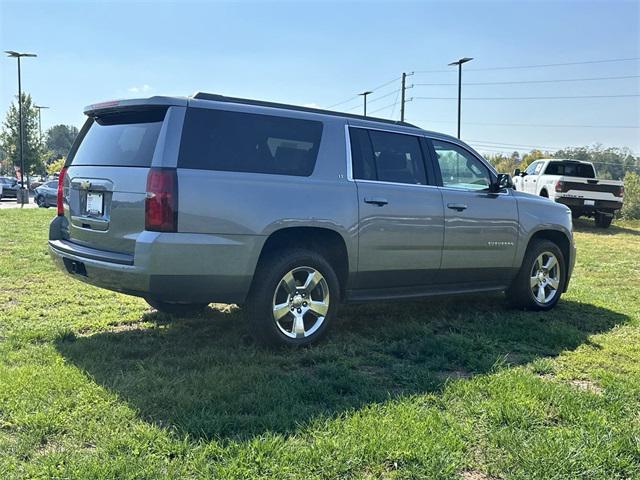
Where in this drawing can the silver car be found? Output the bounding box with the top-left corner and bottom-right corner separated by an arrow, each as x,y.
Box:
49,93 -> 576,346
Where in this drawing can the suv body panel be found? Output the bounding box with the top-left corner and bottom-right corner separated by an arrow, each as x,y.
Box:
50,93 -> 575,306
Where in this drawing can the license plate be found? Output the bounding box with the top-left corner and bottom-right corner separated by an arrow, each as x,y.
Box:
86,192 -> 104,215
584,199 -> 595,206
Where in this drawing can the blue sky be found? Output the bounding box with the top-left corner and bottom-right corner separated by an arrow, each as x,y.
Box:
1,0 -> 639,155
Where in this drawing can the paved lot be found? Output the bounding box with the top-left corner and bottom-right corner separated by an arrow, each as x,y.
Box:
0,197 -> 38,209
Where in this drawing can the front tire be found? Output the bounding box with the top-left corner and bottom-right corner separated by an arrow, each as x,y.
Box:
594,212 -> 613,228
507,239 -> 566,311
36,195 -> 47,208
145,299 -> 208,316
246,248 -> 340,347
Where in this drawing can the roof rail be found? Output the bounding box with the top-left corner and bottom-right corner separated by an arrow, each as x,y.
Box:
191,92 -> 418,128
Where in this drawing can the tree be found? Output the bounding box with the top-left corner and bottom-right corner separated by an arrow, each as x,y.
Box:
47,157 -> 65,175
0,92 -> 45,180
46,124 -> 79,159
553,145 -> 639,180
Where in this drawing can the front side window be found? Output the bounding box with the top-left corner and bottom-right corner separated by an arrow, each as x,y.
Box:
349,128 -> 427,185
178,108 -> 323,176
432,140 -> 491,190
524,161 -> 540,175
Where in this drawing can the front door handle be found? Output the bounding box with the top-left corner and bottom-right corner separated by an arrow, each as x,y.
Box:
364,197 -> 388,206
447,203 -> 467,211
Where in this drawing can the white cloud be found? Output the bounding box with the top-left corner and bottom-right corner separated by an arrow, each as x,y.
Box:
127,84 -> 152,94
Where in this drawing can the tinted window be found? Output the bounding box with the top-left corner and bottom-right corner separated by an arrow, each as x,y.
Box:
70,109 -> 166,167
349,128 -> 376,181
544,161 -> 595,178
432,140 -> 491,190
46,181 -> 58,188
178,108 -> 323,176
349,128 -> 427,185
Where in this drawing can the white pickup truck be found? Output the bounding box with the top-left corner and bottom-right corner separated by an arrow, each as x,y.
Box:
513,159 -> 624,228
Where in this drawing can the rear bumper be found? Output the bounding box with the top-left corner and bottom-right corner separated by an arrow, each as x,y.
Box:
554,195 -> 623,213
48,217 -> 263,304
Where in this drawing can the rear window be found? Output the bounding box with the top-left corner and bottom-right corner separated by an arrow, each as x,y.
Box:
69,108 -> 166,167
545,161 -> 595,178
178,108 -> 323,176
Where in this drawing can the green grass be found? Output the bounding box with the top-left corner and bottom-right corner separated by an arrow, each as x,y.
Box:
1,210 -> 639,479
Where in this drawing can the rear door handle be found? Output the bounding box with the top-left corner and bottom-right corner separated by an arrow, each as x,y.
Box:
364,197 -> 388,206
447,203 -> 467,211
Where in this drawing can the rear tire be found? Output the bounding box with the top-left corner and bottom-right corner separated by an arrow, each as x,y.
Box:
245,248 -> 339,347
507,239 -> 566,311
594,212 -> 612,228
145,299 -> 208,316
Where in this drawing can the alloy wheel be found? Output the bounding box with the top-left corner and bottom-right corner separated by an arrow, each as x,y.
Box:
530,251 -> 561,305
271,266 -> 330,339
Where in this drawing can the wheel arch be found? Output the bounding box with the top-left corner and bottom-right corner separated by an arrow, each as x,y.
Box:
256,226 -> 351,295
524,229 -> 572,291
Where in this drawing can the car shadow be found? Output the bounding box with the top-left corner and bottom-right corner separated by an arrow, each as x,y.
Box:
573,218 -> 639,236
56,296 -> 628,442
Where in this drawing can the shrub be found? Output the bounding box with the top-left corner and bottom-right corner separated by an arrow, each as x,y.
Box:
620,171 -> 640,220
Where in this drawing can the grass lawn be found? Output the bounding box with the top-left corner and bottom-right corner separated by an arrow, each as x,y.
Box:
1,209 -> 639,479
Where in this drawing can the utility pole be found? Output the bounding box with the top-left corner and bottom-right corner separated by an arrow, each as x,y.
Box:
5,51 -> 37,205
448,57 -> 474,138
400,73 -> 406,122
359,91 -> 373,116
34,105 -> 49,140
399,72 -> 414,122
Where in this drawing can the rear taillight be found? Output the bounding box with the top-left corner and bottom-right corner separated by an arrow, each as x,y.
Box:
57,166 -> 67,216
555,180 -> 567,193
145,168 -> 177,232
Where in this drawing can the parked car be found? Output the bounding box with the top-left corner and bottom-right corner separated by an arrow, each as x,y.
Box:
0,176 -> 18,199
512,159 -> 624,228
49,93 -> 575,346
34,180 -> 59,207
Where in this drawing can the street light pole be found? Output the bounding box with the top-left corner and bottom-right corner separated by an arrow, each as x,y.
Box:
448,57 -> 473,139
5,51 -> 37,204
359,91 -> 373,116
34,105 -> 49,140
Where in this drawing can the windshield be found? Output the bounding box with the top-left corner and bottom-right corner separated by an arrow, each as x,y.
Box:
545,161 -> 596,178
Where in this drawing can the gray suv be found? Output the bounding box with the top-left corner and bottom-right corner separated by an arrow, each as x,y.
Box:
49,93 -> 575,346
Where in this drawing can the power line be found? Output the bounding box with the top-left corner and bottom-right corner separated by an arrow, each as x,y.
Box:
390,87 -> 402,119
467,57 -> 640,72
469,139 -> 562,150
369,100 -> 403,115
366,88 -> 401,105
414,94 -> 640,101
325,76 -> 400,110
414,74 -> 640,87
325,95 -> 360,109
407,119 -> 640,129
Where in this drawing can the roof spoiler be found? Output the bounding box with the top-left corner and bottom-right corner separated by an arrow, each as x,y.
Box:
83,96 -> 188,116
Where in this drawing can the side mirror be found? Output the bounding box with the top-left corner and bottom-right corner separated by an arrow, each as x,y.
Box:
513,168 -> 521,177
491,173 -> 514,192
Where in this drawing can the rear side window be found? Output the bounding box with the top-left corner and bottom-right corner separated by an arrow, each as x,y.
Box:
544,161 -> 595,178
349,127 -> 427,185
178,108 -> 323,176
70,108 -> 166,167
